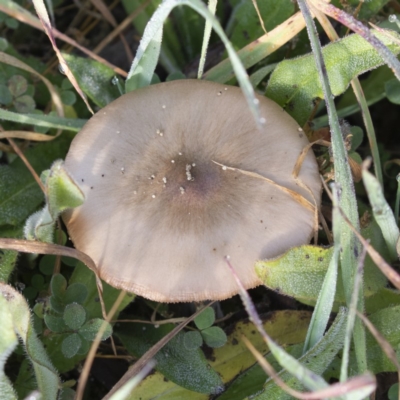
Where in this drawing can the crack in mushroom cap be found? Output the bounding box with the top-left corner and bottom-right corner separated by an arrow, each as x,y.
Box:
63,79 -> 321,302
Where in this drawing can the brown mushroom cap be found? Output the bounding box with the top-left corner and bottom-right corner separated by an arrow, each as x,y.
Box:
63,79 -> 321,302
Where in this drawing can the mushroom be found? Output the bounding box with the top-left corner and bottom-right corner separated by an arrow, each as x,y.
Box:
63,79 -> 321,302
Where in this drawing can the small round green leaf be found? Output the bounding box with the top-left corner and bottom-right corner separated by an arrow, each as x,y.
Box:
183,331 -> 203,350
194,307 -> 215,330
349,126 -> 364,151
389,383 -> 399,400
166,71 -> 186,81
0,84 -> 12,105
39,255 -> 56,275
62,333 -> 82,358
50,273 -> 67,296
63,303 -> 86,330
60,90 -> 76,106
14,94 -> 36,113
44,314 -> 68,333
0,38 -> 8,51
79,319 -> 112,341
50,295 -> 65,314
76,336 -> 90,356
33,303 -> 44,319
201,327 -> 227,348
8,75 -> 27,97
31,274 -> 45,290
385,79 -> 400,104
5,17 -> 18,29
64,283 -> 88,305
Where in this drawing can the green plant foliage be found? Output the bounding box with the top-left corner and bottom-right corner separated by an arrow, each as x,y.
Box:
385,78 -> 400,104
63,303 -> 86,330
131,310 -> 311,399
68,262 -> 133,320
266,30 -> 400,125
117,322 -> 224,395
255,246 -> 344,305
24,160 -> 84,242
183,331 -> 203,350
388,383 -> 399,400
62,53 -> 120,107
256,215 -> 389,307
79,319 -> 112,341
0,283 -> 60,399
0,136 -> 71,227
253,310 -> 347,399
362,167 -> 400,260
201,327 -> 227,348
194,307 -> 215,330
0,292 -> 18,400
229,0 -> 294,48
61,333 -> 82,359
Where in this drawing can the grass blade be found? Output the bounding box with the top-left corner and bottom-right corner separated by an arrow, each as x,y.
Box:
362,160 -> 400,260
303,185 -> 340,352
297,0 -> 366,374
125,0 -> 263,126
0,108 -> 86,131
197,0 -> 217,79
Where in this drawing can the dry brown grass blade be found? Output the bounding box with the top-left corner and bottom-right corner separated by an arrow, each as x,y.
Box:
252,0 -> 267,34
1,131 -> 59,141
212,160 -> 315,212
89,0 -> 133,62
0,238 -> 106,315
356,310 -> 400,400
291,138 -> 330,242
7,138 -> 45,193
76,290 -> 127,400
103,303 -> 215,399
0,2 -> 127,77
32,0 -> 94,114
0,51 -> 64,118
243,335 -> 375,399
93,0 -> 152,55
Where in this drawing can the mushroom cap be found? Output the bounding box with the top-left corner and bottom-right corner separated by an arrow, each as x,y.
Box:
63,79 -> 321,302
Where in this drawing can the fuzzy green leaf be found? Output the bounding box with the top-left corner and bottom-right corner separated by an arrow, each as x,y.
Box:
64,283 -> 88,305
50,273 -> 67,297
183,331 -> 203,350
63,303 -> 86,330
62,333 -> 82,359
0,283 -> 60,398
266,29 -> 400,125
0,292 -> 18,400
117,322 -> 224,394
44,314 -> 68,333
79,318 -> 112,341
46,160 -> 84,217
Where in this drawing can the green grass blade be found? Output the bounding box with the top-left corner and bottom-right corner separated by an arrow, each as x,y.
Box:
362,164 -> 400,260
125,0 -> 262,126
297,0 -> 367,374
303,187 -> 341,352
197,0 -> 217,79
0,108 -> 86,131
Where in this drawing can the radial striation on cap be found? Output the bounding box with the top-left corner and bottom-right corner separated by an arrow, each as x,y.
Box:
63,79 -> 321,302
